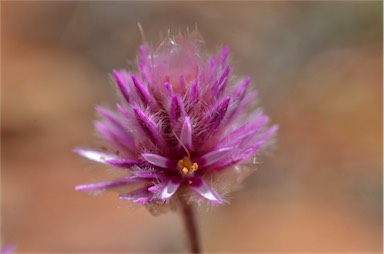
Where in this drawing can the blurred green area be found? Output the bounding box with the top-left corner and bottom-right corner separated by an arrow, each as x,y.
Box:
1,1 -> 382,252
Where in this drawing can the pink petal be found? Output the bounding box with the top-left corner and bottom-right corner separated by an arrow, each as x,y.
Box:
188,80 -> 199,106
141,153 -> 172,169
95,121 -> 136,153
203,96 -> 231,133
119,186 -> 153,204
180,116 -> 193,150
260,124 -> 279,140
169,94 -> 186,124
131,165 -> 163,179
131,74 -> 156,108
132,107 -> 164,145
75,178 -> 135,191
112,69 -> 130,103
189,177 -> 223,203
161,179 -> 181,199
95,106 -> 126,130
106,158 -> 140,168
213,65 -> 231,97
220,45 -> 230,65
163,81 -> 173,95
74,148 -> 118,163
200,147 -> 232,167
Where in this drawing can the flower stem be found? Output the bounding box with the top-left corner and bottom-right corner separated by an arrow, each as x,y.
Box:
180,199 -> 201,253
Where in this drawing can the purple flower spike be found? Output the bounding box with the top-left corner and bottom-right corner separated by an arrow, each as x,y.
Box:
75,30 -> 277,208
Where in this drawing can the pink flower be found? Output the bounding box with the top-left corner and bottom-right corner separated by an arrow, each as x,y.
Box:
75,31 -> 277,208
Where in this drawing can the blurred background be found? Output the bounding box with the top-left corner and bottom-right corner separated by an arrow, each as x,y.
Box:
1,1 -> 382,253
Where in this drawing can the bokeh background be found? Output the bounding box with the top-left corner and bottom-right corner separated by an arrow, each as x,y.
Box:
1,1 -> 382,253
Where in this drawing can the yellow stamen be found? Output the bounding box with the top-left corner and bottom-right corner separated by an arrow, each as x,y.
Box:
174,132 -> 199,175
191,162 -> 199,171
177,157 -> 199,175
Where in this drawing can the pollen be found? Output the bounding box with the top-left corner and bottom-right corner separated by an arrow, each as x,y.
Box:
176,137 -> 199,175
178,158 -> 199,175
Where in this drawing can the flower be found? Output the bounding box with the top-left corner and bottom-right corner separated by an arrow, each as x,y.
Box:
75,30 -> 277,208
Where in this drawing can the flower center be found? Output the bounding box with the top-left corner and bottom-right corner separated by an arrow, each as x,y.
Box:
173,130 -> 198,175
177,157 -> 199,175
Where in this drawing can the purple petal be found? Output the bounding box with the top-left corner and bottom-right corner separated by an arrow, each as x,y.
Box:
74,148 -> 118,163
204,96 -> 231,132
169,94 -> 185,124
106,158 -> 140,168
133,107 -> 163,144
161,179 -> 181,199
213,65 -> 231,97
112,70 -> 130,103
232,76 -> 251,103
213,125 -> 277,170
179,75 -> 186,91
199,147 -> 232,167
75,178 -> 135,191
116,103 -> 132,120
189,177 -> 223,203
133,169 -> 162,179
185,81 -> 199,112
216,141 -> 265,169
217,115 -> 270,146
95,121 -> 136,152
188,80 -> 199,106
119,186 -> 153,204
220,45 -> 230,65
259,124 -> 279,141
225,77 -> 253,122
142,153 -> 172,169
163,81 -> 173,95
131,74 -> 154,107
139,44 -> 148,60
148,184 -> 163,193
242,140 -> 265,158
227,140 -> 265,167
96,106 -> 127,130
180,116 -> 193,150
95,107 -> 137,149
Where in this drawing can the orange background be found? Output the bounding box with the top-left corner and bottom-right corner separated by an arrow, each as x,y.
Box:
1,2 -> 382,253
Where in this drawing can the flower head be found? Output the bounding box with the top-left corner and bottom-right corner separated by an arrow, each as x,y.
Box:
75,30 -> 277,209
